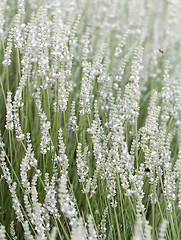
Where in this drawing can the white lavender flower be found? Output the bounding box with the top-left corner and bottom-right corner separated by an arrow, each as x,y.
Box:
10,221 -> 17,240
122,47 -> 144,126
10,182 -> 24,222
58,128 -> 69,174
37,7 -> 50,79
69,101 -> 78,132
43,173 -> 58,217
0,225 -> 6,240
76,143 -> 89,184
105,145 -> 118,199
18,0 -> 25,15
5,92 -> 13,130
2,29 -> 13,66
58,174 -> 77,226
82,28 -> 91,66
108,101 -> 132,195
13,96 -> 25,141
24,194 -> 32,220
67,13 -> 81,77
35,88 -> 51,154
12,16 -> 34,142
161,61 -> 172,128
97,56 -> 110,85
0,0 -> 6,38
134,164 -> 145,218
158,219 -> 168,240
98,207 -> 108,240
22,221 -> 34,240
51,18 -> 69,68
173,143 -> 181,177
88,100 -> 105,195
115,53 -> 130,82
58,71 -> 71,112
20,133 -> 37,193
31,174 -> 46,239
0,149 -> 12,186
132,218 -> 143,240
88,215 -> 97,240
79,61 -> 92,116
114,29 -> 129,57
50,227 -> 57,240
144,220 -> 152,240
13,14 -> 22,50
140,90 -> 160,175
163,161 -> 176,211
71,218 -> 87,240
90,43 -> 107,82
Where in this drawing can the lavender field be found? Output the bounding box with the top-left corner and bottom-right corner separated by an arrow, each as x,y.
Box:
0,0 -> 181,239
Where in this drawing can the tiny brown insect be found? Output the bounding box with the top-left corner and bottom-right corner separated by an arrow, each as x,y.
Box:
144,168 -> 150,173
158,48 -> 164,54
51,84 -> 55,90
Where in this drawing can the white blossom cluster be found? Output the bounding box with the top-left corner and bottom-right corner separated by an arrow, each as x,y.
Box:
58,128 -> 69,175
0,147 -> 12,186
43,173 -> 58,217
58,174 -> 77,226
31,173 -> 46,239
0,0 -> 6,38
134,164 -> 145,218
88,215 -> 97,240
2,29 -> 13,66
10,182 -> 25,222
18,0 -> 25,15
161,61 -> 172,128
58,71 -> 71,112
88,100 -> 105,195
132,218 -> 167,240
10,221 -> 17,240
76,143 -> 89,184
71,218 -> 87,240
69,101 -> 78,132
37,7 -> 50,79
35,88 -> 51,154
122,47 -> 144,126
114,29 -> 129,57
0,225 -> 6,240
140,90 -> 160,179
20,133 -> 37,193
5,91 -> 13,130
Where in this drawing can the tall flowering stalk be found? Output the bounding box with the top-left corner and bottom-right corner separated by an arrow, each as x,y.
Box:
0,0 -> 6,38
5,91 -> 13,131
35,88 -> 51,154
122,47 -> 144,126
